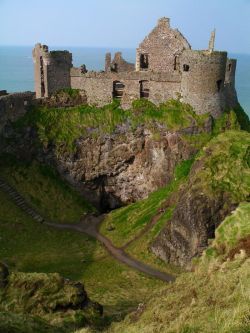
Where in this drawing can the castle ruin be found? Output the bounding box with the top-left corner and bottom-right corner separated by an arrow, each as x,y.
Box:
33,17 -> 238,118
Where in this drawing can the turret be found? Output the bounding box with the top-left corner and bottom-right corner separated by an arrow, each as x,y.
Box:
32,44 -> 72,98
180,49 -> 228,117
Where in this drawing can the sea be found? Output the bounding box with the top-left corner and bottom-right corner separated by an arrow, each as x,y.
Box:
0,46 -> 249,117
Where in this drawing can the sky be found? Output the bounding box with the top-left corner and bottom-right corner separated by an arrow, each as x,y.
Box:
0,0 -> 250,53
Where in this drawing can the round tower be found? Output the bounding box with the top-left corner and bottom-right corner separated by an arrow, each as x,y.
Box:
180,50 -> 228,118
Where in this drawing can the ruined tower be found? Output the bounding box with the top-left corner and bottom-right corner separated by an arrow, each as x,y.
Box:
32,44 -> 72,98
208,29 -> 216,52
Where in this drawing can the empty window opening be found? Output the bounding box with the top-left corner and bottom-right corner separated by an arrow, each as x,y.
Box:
140,80 -> 149,99
40,56 -> 45,97
113,81 -> 125,99
111,63 -> 118,72
228,63 -> 232,72
183,64 -> 190,72
140,54 -> 149,70
174,56 -> 179,70
217,79 -> 222,92
10,103 -> 14,108
24,100 -> 28,106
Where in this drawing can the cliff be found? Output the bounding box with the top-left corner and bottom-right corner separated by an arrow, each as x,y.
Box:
152,130 -> 250,267
1,99 -> 213,211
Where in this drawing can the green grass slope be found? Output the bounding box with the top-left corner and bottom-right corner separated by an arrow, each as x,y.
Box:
107,203 -> 250,333
100,159 -> 194,273
0,156 -> 93,224
0,186 -> 165,325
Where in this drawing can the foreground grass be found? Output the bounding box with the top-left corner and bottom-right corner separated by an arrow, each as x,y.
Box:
108,204 -> 250,333
0,156 -> 93,224
0,189 -> 165,321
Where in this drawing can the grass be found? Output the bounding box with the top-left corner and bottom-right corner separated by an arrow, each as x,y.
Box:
15,99 -> 210,153
0,188 -> 166,324
181,106 -> 247,151
100,159 -> 194,248
107,202 -> 250,333
108,257 -> 250,333
202,202 -> 250,260
0,155 -> 94,224
100,159 -> 194,274
194,130 -> 250,201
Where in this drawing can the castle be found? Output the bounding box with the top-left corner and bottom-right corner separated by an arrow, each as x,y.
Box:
32,17 -> 238,118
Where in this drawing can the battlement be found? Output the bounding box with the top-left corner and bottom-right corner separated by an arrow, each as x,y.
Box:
33,17 -> 238,117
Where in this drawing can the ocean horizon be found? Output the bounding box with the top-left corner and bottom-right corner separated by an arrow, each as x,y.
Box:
0,45 -> 249,116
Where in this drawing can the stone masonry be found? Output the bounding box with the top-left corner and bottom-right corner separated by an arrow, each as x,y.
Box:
33,18 -> 238,117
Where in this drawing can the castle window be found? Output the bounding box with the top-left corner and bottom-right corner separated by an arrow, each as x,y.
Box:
228,63 -> 232,71
217,80 -> 222,92
140,80 -> 149,98
40,56 -> 45,97
140,54 -> 149,70
111,63 -> 118,72
174,56 -> 179,70
183,64 -> 189,72
113,81 -> 124,99
24,100 -> 28,106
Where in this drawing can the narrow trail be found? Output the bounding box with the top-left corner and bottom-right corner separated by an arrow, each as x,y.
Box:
0,177 -> 175,282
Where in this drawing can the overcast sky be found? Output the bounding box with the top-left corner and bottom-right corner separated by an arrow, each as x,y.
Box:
0,0 -> 250,53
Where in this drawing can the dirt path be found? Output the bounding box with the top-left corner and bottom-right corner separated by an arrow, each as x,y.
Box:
45,218 -> 175,282
0,176 -> 175,282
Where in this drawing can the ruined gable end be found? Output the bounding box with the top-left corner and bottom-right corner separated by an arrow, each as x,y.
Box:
136,17 -> 191,73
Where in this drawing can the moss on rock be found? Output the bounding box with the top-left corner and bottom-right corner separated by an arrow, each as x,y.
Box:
0,268 -> 103,331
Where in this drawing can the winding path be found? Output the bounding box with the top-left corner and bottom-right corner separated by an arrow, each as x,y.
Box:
0,177 -> 175,282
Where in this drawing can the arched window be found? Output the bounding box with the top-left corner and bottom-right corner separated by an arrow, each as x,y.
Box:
140,54 -> 149,70
183,64 -> 190,72
140,80 -> 149,98
113,81 -> 125,99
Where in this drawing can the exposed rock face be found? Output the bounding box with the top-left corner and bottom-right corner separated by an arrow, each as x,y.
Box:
55,125 -> 199,210
151,131 -> 250,268
151,186 -> 235,268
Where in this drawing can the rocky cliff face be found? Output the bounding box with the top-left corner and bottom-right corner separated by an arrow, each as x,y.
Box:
54,125 -> 203,211
151,131 -> 250,268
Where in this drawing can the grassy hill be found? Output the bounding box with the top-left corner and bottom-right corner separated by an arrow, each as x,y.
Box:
107,203 -> 250,333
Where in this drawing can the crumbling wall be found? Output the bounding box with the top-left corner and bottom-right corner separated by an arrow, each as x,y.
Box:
107,52 -> 135,73
0,92 -> 36,134
33,44 -> 72,98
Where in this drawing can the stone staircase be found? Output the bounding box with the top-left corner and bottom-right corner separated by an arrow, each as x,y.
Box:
0,177 -> 44,223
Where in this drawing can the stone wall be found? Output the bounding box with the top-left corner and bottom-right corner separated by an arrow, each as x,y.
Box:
71,71 -> 113,106
180,50 -> 228,117
71,69 -> 182,108
0,92 -> 36,134
224,59 -> 238,109
33,44 -> 72,98
136,17 -> 190,73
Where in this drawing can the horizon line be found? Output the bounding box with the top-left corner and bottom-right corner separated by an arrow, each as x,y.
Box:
0,45 -> 250,56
